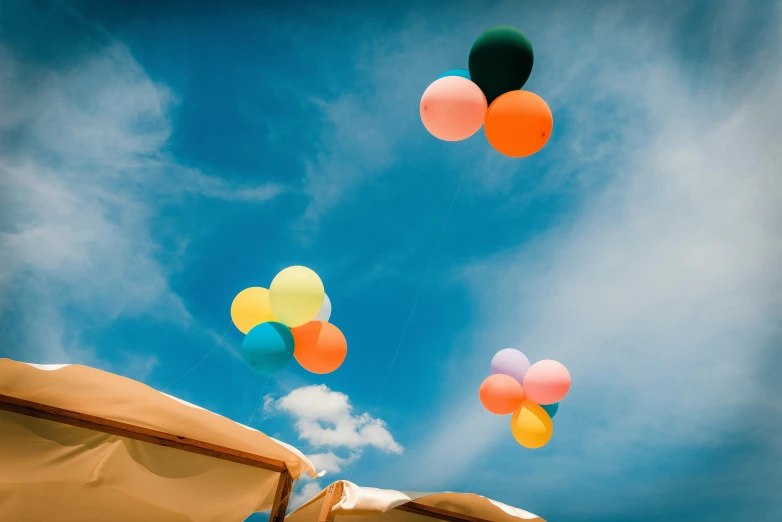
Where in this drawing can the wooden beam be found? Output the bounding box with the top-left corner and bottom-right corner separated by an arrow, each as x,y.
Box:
0,393 -> 288,473
269,469 -> 293,522
318,480 -> 345,522
395,502 -> 495,522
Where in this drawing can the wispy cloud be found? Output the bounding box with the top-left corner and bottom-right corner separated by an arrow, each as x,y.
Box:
0,35 -> 282,368
386,0 -> 782,517
298,11 -> 496,224
296,0 -> 636,225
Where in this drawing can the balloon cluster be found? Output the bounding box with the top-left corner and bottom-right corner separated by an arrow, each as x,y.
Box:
479,349 -> 571,449
230,266 -> 347,375
420,25 -> 553,158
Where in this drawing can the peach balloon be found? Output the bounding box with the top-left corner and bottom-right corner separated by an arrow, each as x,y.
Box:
420,76 -> 488,142
479,374 -> 525,415
522,360 -> 571,405
292,321 -> 347,374
484,90 -> 553,157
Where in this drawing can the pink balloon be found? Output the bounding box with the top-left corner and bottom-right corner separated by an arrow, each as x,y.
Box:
420,76 -> 487,142
523,360 -> 571,405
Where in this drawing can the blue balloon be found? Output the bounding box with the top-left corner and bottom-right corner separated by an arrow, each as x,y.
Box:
241,322 -> 294,374
437,69 -> 471,80
541,402 -> 559,419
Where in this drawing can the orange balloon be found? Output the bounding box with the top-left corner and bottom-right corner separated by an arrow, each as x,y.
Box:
479,374 -> 525,415
291,321 -> 347,374
484,90 -> 553,157
420,76 -> 488,142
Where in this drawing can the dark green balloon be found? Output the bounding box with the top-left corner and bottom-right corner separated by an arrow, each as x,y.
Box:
468,26 -> 534,105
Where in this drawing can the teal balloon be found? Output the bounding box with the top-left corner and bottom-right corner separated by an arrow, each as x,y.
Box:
541,402 -> 559,419
437,69 -> 471,80
241,322 -> 294,374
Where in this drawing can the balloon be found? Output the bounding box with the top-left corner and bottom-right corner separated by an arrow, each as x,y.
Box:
479,374 -> 525,415
484,90 -> 553,158
292,321 -> 347,374
510,400 -> 553,449
468,25 -> 534,105
490,348 -> 530,385
437,69 -> 471,80
314,293 -> 332,322
230,287 -> 277,334
523,360 -> 571,405
420,76 -> 487,142
541,402 -> 559,419
269,266 -> 325,328
241,322 -> 294,374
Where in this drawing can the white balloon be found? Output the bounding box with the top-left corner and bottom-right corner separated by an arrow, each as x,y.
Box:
314,293 -> 331,322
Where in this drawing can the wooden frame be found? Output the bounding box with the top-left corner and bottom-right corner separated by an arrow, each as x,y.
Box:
316,481 -> 495,522
318,481 -> 344,522
270,468 -> 294,522
0,393 -> 293,520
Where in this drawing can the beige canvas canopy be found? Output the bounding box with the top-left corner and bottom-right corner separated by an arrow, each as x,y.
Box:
286,481 -> 546,522
0,358 -> 319,522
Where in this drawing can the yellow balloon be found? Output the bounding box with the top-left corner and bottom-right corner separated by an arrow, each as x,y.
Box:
510,400 -> 553,449
230,287 -> 277,334
269,266 -> 325,328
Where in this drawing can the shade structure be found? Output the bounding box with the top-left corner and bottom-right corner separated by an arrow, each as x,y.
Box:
286,481 -> 546,522
0,358 -> 320,522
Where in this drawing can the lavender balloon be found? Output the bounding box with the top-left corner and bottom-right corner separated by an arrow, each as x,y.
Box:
490,348 -> 531,386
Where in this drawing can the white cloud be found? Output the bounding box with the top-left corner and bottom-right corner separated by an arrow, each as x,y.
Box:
0,38 -> 281,367
266,384 -> 403,455
290,479 -> 324,511
393,0 -> 782,507
307,451 -> 358,474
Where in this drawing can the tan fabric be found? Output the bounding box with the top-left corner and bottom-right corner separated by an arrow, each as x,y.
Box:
0,358 -> 319,522
0,410 -> 279,521
286,481 -> 546,522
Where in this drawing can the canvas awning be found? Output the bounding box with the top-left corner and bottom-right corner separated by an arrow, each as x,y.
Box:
0,358 -> 320,522
286,481 -> 546,522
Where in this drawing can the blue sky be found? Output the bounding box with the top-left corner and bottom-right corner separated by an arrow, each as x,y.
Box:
1,0 -> 781,521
